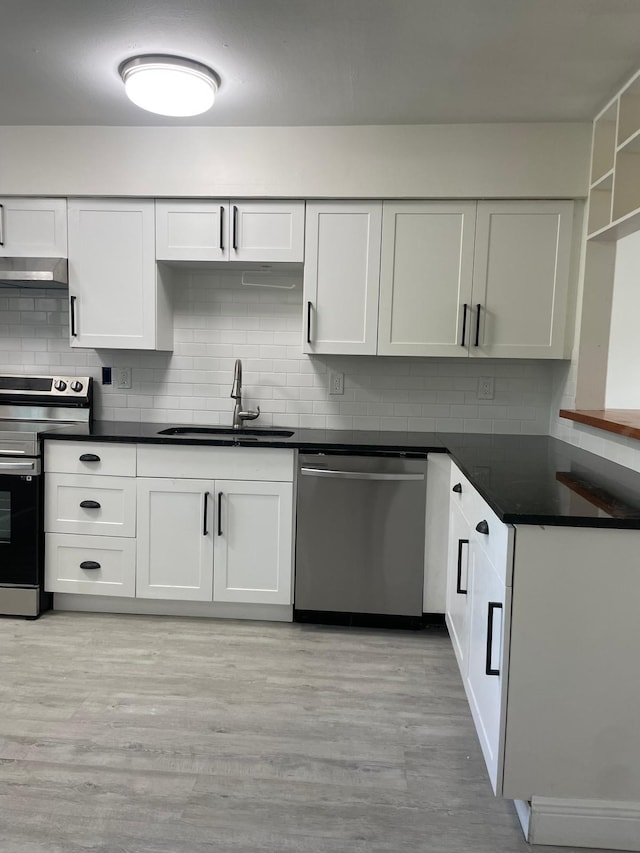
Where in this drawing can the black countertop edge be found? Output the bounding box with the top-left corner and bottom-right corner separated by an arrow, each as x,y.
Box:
40,423 -> 640,530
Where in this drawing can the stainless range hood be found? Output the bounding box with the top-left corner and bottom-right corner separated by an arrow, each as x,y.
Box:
0,257 -> 68,289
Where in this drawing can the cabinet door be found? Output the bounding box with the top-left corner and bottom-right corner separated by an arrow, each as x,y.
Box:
230,201 -> 305,263
303,201 -> 382,355
465,544 -> 510,795
68,199 -> 171,350
136,478 -> 214,601
213,480 -> 293,605
378,202 -> 476,356
446,501 -> 472,674
471,201 -> 574,358
156,200 -> 228,261
0,197 -> 67,257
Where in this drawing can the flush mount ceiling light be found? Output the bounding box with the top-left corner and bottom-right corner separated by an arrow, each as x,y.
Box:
119,55 -> 219,117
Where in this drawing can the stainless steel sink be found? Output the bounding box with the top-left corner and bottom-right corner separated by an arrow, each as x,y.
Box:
157,426 -> 294,438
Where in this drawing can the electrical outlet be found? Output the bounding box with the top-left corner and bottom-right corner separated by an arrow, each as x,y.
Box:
329,371 -> 344,395
477,377 -> 494,400
116,367 -> 132,389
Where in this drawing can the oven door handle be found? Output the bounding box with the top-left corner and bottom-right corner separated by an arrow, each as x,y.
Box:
0,461 -> 36,471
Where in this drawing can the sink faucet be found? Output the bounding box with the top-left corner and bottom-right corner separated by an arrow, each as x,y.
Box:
230,359 -> 260,429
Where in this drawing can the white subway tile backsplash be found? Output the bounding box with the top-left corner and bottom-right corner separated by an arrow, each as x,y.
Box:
0,276 -> 555,435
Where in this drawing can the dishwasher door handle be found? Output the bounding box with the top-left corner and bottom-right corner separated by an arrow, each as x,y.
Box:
300,467 -> 425,481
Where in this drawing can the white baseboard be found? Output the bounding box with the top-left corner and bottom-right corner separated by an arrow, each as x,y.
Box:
529,796 -> 640,851
53,593 -> 293,623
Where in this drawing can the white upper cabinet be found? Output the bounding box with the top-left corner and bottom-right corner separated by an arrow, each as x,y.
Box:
68,199 -> 173,351
155,199 -> 305,263
378,202 -> 476,357
0,197 -> 67,257
156,201 -> 226,261
303,201 -> 382,355
471,201 -> 574,359
231,201 -> 305,263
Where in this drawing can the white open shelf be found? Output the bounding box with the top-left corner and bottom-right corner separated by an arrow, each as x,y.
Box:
587,69 -> 640,241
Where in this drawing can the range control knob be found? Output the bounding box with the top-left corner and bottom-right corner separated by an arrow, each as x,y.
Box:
53,379 -> 67,392
70,381 -> 83,393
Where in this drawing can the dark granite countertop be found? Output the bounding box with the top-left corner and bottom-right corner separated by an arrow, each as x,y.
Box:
41,421 -> 640,529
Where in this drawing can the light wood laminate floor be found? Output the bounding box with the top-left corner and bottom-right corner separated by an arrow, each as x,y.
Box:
0,612 -> 619,853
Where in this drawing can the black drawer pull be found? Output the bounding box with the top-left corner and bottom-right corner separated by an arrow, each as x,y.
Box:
460,303 -> 468,347
452,483 -> 462,494
306,300 -> 313,345
456,539 -> 469,595
80,500 -> 101,509
203,491 -> 209,536
79,453 -> 101,463
80,560 -> 101,570
486,601 -> 503,676
476,519 -> 489,535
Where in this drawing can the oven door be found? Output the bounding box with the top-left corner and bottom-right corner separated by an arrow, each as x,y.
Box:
0,458 -> 41,586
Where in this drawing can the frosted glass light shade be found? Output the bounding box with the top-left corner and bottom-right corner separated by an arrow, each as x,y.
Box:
119,55 -> 218,117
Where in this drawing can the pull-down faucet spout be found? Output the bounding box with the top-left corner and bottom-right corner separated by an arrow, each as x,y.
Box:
230,359 -> 260,429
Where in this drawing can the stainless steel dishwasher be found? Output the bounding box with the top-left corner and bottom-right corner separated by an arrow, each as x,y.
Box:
294,453 -> 427,622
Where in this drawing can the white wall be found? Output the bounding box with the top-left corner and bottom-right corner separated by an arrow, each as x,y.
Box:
0,123 -> 590,199
605,231 -> 640,407
0,272 -> 554,434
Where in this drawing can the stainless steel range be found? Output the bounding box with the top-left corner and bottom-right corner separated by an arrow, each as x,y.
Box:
0,374 -> 92,618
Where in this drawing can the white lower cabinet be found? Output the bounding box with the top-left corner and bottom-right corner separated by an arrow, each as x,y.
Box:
44,442 -> 295,613
135,445 -> 295,607
136,478 -> 214,601
465,541 -> 510,794
446,461 -> 513,796
446,460 -> 640,850
445,501 -> 471,671
213,480 -> 293,605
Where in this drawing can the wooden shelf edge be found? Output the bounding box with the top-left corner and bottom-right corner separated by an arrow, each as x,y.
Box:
559,409 -> 640,440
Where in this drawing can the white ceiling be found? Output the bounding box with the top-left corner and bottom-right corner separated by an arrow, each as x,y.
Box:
2,0 -> 640,127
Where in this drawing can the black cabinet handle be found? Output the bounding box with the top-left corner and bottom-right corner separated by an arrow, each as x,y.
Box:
476,519 -> 489,535
452,483 -> 462,494
203,491 -> 209,536
456,539 -> 469,595
217,491 -> 223,536
474,303 -> 481,347
232,205 -> 238,250
80,560 -> 101,570
485,601 -> 503,676
0,202 -> 4,246
306,301 -> 312,345
79,453 -> 100,463
461,303 -> 468,347
219,206 -> 225,251
70,295 -> 77,337
79,500 -> 101,509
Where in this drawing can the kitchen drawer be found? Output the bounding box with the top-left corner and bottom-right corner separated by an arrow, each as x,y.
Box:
45,533 -> 135,597
450,461 -> 512,586
469,496 -> 513,587
449,462 -> 477,522
45,441 -> 136,477
45,474 -> 136,537
137,444 -> 294,481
